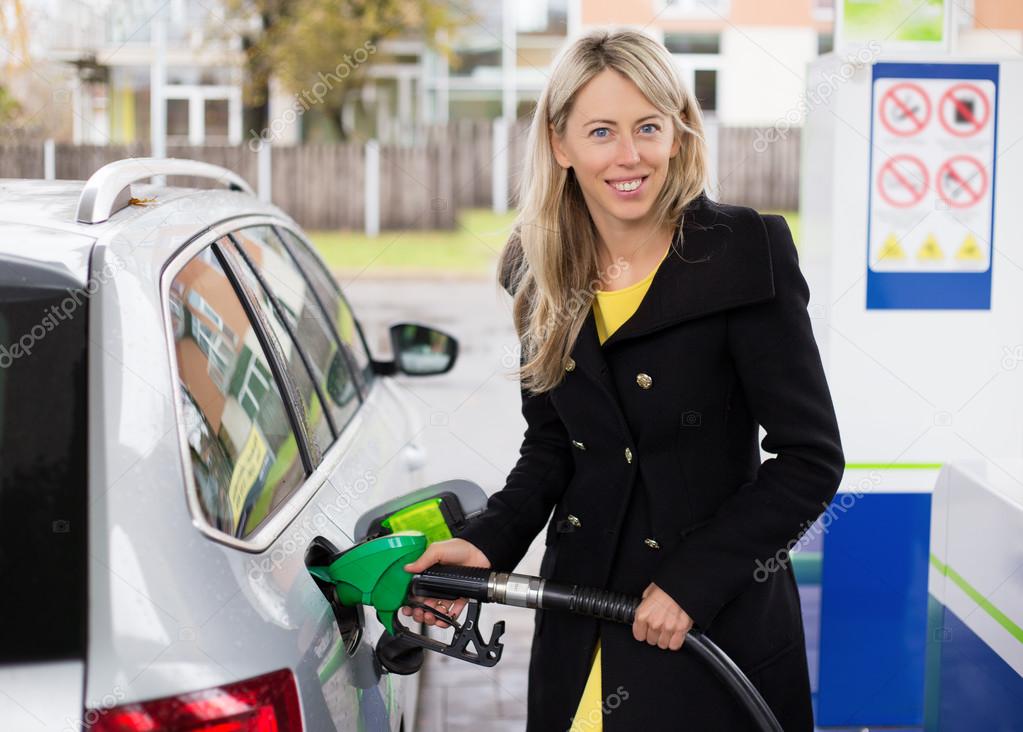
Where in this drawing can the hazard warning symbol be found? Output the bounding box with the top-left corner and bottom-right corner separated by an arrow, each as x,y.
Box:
866,63 -> 998,309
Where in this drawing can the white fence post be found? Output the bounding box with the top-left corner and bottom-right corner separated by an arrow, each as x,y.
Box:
43,139 -> 55,180
492,117 -> 509,215
705,117 -> 719,198
365,139 -> 380,237
257,139 -> 272,203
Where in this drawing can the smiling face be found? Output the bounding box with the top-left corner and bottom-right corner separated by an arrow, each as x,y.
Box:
550,68 -> 681,232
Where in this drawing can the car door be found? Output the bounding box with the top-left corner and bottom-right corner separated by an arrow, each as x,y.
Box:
219,223 -> 426,727
167,235 -> 404,731
237,222 -> 428,728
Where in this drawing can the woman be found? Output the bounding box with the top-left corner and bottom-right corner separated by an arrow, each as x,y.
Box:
401,28 -> 844,732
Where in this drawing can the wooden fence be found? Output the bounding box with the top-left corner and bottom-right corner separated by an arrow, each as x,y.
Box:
0,122 -> 800,229
716,125 -> 801,212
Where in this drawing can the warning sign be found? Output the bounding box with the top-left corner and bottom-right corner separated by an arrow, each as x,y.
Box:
880,83 -> 931,136
935,155 -> 988,208
916,234 -> 944,262
877,155 -> 928,208
956,234 -> 983,262
939,83 -> 991,137
877,234 -> 906,262
866,62 -> 998,309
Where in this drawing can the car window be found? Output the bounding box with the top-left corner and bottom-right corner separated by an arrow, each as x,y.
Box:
227,226 -> 359,436
169,245 -> 306,539
0,264 -> 87,663
274,227 -> 375,392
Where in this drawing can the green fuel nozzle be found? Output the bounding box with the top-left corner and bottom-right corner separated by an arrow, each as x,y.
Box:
307,531 -> 507,671
308,531 -> 428,635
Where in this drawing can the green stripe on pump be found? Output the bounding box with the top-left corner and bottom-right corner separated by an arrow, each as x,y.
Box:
845,463 -> 943,469
790,551 -> 822,585
930,553 -> 1023,644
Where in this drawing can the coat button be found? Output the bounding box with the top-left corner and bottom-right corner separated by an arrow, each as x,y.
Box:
565,357 -> 576,372
644,538 -> 660,550
624,447 -> 633,463
567,514 -> 581,528
572,439 -> 586,450
635,372 -> 652,389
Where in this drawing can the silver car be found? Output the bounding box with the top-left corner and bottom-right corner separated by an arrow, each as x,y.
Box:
0,158 -> 458,731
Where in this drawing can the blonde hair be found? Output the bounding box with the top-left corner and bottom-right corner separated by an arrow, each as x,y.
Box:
499,27 -> 711,394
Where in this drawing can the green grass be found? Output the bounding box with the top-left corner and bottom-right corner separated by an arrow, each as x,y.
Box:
306,207 -> 801,275
762,209 -> 801,250
306,209 -> 515,276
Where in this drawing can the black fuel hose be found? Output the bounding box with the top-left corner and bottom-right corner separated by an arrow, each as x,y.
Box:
412,565 -> 784,732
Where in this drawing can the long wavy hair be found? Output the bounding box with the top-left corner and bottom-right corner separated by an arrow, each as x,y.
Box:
501,27 -> 711,395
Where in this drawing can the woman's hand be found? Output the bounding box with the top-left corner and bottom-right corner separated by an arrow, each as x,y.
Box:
400,538 -> 491,629
632,582 -> 694,651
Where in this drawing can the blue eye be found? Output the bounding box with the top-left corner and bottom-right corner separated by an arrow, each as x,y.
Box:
640,123 -> 659,133
591,127 -> 609,138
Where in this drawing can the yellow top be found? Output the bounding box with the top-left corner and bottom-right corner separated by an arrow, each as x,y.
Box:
592,242 -> 671,344
570,241 -> 669,732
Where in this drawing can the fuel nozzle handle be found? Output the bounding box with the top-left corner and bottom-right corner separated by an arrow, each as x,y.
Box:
411,565 -> 638,623
409,564 -> 492,602
411,565 -> 783,732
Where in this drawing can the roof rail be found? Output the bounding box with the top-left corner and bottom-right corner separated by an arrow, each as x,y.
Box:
75,157 -> 254,224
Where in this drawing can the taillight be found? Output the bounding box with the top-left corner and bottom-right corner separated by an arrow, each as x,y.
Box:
87,668 -> 302,731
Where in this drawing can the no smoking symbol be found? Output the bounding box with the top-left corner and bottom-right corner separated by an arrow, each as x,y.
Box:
936,155 -> 988,208
939,83 -> 990,137
878,155 -> 928,208
880,82 -> 930,137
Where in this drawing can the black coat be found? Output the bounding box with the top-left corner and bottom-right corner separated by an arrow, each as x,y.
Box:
453,192 -> 845,731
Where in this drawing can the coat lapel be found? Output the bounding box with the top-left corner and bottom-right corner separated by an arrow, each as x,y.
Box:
567,193 -> 776,389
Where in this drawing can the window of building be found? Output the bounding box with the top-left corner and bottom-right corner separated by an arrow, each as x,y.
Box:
694,69 -> 718,112
450,48 -> 502,78
205,99 -> 230,139
167,98 -> 189,137
661,0 -> 730,18
664,32 -> 721,55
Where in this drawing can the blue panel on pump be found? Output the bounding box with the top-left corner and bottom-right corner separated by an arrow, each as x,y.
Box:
817,492 -> 932,725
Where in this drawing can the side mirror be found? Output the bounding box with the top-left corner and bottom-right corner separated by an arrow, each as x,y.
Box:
389,323 -> 458,376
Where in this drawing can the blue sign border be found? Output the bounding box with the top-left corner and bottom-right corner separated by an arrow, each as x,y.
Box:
866,62 -> 999,310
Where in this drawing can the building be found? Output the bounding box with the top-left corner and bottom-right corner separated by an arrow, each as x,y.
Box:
16,0 -> 1023,145
30,0 -> 246,145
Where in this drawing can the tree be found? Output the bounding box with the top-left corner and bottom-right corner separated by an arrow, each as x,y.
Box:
0,83 -> 22,129
224,0 -> 471,142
